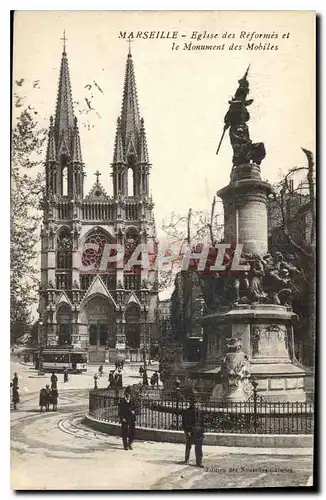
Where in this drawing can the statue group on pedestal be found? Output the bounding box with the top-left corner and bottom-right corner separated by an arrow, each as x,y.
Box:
234,251 -> 300,306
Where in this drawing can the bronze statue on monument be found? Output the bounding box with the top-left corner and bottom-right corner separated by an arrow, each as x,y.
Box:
216,66 -> 266,167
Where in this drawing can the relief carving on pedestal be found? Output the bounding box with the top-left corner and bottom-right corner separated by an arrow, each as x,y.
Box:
251,324 -> 288,358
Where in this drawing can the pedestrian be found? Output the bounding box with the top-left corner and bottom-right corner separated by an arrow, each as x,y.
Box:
63,368 -> 69,383
98,365 -> 103,377
108,370 -> 115,387
153,371 -> 159,386
50,372 -> 58,389
50,386 -> 58,411
94,373 -> 98,389
12,383 -> 20,410
142,368 -> 149,386
139,365 -> 144,377
39,385 -> 50,412
182,398 -> 204,467
118,387 -> 136,450
121,359 -> 124,370
12,372 -> 19,389
150,373 -> 155,387
115,360 -> 118,371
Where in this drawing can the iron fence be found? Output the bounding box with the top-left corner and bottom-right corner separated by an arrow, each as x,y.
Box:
88,390 -> 314,435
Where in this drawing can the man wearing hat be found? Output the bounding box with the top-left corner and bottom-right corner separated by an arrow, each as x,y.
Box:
118,387 -> 136,450
182,397 -> 205,467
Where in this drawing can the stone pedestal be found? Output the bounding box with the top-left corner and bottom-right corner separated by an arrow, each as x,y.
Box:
191,304 -> 306,402
161,345 -> 187,397
217,163 -> 272,256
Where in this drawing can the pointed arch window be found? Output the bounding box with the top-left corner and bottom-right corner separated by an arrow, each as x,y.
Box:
61,155 -> 69,196
128,167 -> 134,196
62,166 -> 68,196
57,228 -> 72,270
124,228 -> 141,290
125,304 -> 141,348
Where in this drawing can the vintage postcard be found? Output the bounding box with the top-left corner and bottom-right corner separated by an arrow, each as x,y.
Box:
11,10 -> 316,490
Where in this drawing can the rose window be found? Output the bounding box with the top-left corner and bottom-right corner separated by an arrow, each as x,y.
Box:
82,230 -> 115,271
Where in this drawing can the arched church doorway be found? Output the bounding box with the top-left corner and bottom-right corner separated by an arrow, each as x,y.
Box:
125,304 -> 141,349
57,304 -> 72,345
84,296 -> 116,349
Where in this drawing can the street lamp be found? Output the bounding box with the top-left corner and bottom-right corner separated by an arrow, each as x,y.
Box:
38,320 -> 44,376
142,305 -> 148,370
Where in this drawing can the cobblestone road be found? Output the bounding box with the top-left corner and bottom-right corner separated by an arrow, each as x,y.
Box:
10,357 -> 314,490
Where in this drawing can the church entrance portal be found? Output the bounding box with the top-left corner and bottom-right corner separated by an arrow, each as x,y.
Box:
84,296 -> 116,363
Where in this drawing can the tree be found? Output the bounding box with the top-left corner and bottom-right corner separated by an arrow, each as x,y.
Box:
159,198 -> 224,292
159,199 -> 224,349
270,148 -> 316,366
11,81 -> 46,342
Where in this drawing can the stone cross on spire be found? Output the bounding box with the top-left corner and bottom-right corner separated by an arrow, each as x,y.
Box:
126,37 -> 134,55
60,30 -> 67,53
94,170 -> 101,184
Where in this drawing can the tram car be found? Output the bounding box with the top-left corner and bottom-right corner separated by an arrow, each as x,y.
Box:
34,346 -> 88,373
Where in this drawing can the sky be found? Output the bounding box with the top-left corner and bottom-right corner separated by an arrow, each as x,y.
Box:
12,11 -> 315,305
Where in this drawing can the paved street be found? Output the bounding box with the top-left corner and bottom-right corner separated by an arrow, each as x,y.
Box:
11,356 -> 313,490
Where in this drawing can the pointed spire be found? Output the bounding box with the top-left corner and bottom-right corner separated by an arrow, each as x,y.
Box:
113,117 -> 125,163
139,117 -> 149,163
46,116 -> 57,162
120,50 -> 140,151
54,36 -> 75,153
71,117 -> 83,163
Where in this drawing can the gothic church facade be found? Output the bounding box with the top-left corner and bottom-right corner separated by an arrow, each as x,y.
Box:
39,42 -> 158,363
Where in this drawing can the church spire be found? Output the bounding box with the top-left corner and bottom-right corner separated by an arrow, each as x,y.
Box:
120,50 -> 141,156
111,49 -> 151,198
45,36 -> 85,199
54,33 -> 75,154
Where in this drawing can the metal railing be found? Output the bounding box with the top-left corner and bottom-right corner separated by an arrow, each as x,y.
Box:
88,390 -> 314,435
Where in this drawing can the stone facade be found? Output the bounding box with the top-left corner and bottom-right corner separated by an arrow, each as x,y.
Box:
38,45 -> 158,362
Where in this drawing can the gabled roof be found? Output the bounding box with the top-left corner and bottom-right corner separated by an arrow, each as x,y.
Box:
84,182 -> 109,202
56,291 -> 72,309
125,291 -> 142,309
82,276 -> 117,309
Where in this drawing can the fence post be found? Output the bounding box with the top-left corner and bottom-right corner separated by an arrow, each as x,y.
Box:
176,387 -> 180,430
252,379 -> 258,433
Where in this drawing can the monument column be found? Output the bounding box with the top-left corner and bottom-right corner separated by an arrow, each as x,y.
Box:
217,168 -> 271,256
191,68 -> 306,402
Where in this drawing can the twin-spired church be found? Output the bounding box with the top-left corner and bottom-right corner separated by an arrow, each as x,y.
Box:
39,40 -> 158,363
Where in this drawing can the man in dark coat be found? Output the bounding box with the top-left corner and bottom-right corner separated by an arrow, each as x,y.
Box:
12,373 -> 19,389
182,399 -> 204,467
118,387 -> 136,450
11,383 -> 19,410
50,387 -> 58,411
108,370 -> 115,387
39,385 -> 51,412
63,368 -> 69,383
51,372 -> 58,389
153,371 -> 159,386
